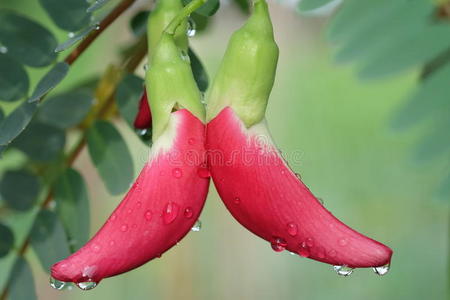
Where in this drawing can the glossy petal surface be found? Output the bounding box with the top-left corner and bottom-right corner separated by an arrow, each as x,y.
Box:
207,107 -> 392,268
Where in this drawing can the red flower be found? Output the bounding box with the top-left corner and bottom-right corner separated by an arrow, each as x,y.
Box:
133,90 -> 152,130
206,107 -> 392,270
51,109 -> 209,287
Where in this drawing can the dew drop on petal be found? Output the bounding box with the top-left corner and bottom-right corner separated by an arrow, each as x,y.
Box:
183,207 -> 193,218
136,201 -> 142,208
191,220 -> 201,232
144,210 -> 152,221
110,214 -> 117,221
172,168 -> 183,178
233,197 -> 241,205
298,242 -> 310,258
373,263 -> 390,276
76,280 -> 97,291
49,277 -> 68,290
162,202 -> 180,224
120,224 -> 128,232
92,244 -> 101,252
328,249 -> 337,257
109,240 -> 115,246
333,265 -> 354,276
188,138 -> 196,145
338,238 -> 348,247
271,237 -> 287,252
306,237 -> 314,247
286,222 -> 298,236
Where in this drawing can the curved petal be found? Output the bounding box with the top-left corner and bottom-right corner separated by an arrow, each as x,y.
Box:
207,107 -> 392,268
52,109 -> 209,284
133,90 -> 152,129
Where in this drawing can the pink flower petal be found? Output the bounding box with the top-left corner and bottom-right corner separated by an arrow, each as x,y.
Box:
51,109 -> 209,283
207,107 -> 392,268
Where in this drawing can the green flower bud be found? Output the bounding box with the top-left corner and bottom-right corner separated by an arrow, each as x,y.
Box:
147,0 -> 188,57
206,0 -> 279,127
146,32 -> 205,139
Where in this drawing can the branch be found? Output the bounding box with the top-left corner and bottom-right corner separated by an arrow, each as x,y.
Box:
64,0 -> 137,65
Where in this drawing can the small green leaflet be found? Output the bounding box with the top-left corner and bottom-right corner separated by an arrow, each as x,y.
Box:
0,223 -> 14,258
54,168 -> 91,252
87,120 -> 134,195
11,121 -> 66,162
39,0 -> 91,32
0,100 -> 38,146
30,210 -> 71,271
0,170 -> 41,211
8,258 -> 37,300
29,62 -> 70,103
0,10 -> 57,67
0,54 -> 29,102
38,90 -> 93,129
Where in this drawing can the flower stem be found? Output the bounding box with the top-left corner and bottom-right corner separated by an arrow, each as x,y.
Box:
165,0 -> 207,35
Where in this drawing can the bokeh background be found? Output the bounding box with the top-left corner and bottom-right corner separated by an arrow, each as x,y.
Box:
0,0 -> 448,299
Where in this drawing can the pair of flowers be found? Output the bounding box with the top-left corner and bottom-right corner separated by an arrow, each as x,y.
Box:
50,0 -> 392,289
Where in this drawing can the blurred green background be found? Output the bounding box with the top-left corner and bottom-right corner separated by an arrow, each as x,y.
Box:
0,0 -> 449,299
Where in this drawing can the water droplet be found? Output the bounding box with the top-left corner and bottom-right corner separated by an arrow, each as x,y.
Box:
187,17 -> 196,37
144,210 -> 152,221
120,224 -> 128,232
333,265 -> 354,276
286,222 -> 298,236
137,128 -> 148,136
68,32 -> 75,38
271,237 -> 287,252
197,167 -> 210,178
280,170 -> 286,175
49,277 -> 68,290
338,238 -> 348,247
109,240 -> 115,246
373,263 -> 390,276
191,220 -> 201,232
328,249 -> 337,257
136,201 -> 142,208
95,24 -> 100,30
184,207 -> 193,218
298,242 -> 310,257
92,244 -> 101,252
172,168 -> 183,178
306,237 -> 314,247
76,280 -> 97,290
143,64 -> 149,71
0,46 -> 8,54
233,197 -> 241,205
162,202 -> 180,224
127,209 -> 132,214
110,214 -> 117,221
288,251 -> 297,256
188,138 -> 195,145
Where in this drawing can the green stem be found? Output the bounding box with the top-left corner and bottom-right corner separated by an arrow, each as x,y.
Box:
165,0 -> 207,34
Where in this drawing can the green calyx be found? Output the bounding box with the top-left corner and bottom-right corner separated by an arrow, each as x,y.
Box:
206,0 -> 279,127
146,34 -> 205,140
147,0 -> 188,58
146,0 -> 206,140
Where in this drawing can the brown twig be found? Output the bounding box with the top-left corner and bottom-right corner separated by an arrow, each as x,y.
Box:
64,0 -> 137,65
0,3 -> 146,300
